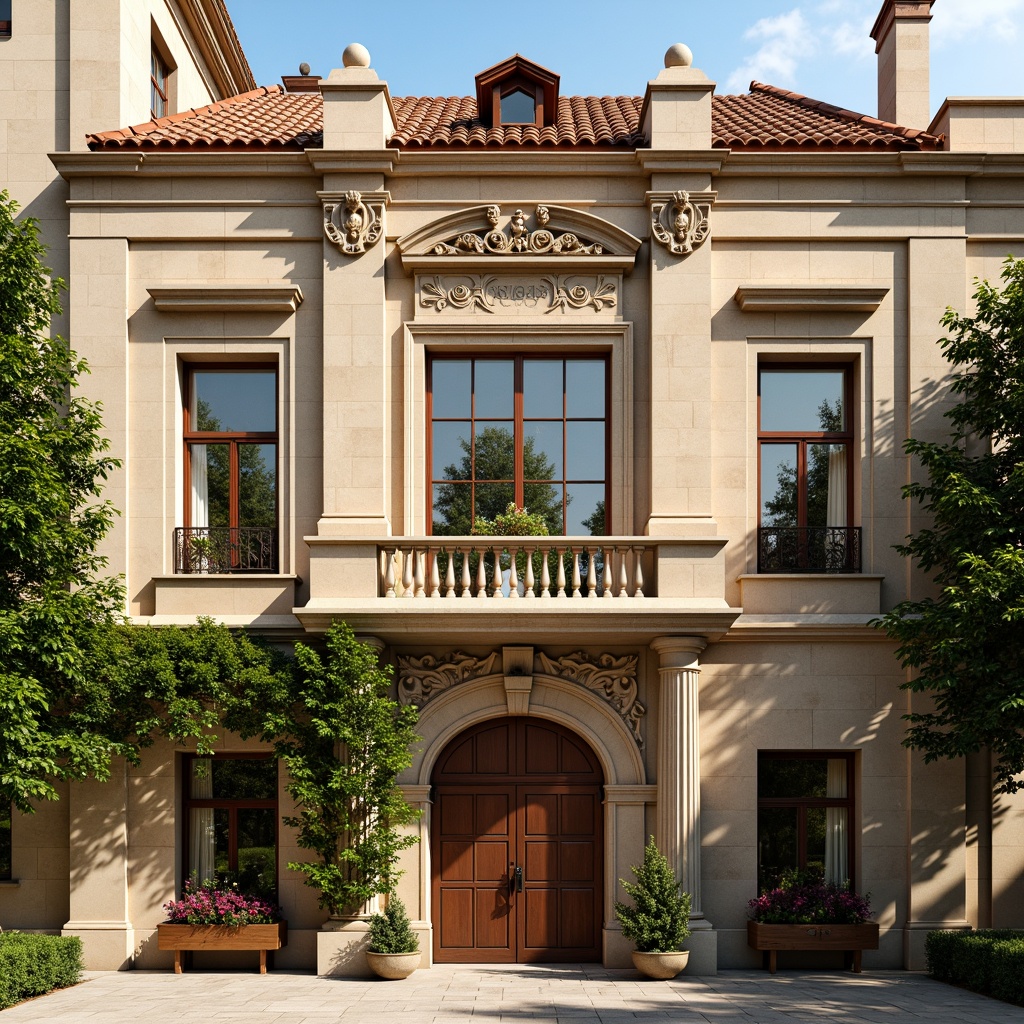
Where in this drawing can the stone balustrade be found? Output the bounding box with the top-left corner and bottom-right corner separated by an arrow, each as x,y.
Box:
380,537 -> 648,599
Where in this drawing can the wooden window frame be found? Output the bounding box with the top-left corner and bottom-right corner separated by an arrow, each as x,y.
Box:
757,750 -> 856,889
182,363 -> 278,533
426,353 -> 611,535
151,46 -> 169,119
757,363 -> 854,529
182,754 -> 279,890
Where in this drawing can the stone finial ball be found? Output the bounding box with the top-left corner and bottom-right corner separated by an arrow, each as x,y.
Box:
299,62 -> 311,76
664,43 -> 693,68
343,43 -> 371,68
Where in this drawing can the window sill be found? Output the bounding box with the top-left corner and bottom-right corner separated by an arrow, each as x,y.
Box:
737,574 -> 884,615
0,879 -> 21,887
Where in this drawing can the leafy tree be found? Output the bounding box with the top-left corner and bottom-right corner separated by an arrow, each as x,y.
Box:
875,257 -> 1024,793
0,191 -> 124,813
432,426 -> 563,535
260,623 -> 419,915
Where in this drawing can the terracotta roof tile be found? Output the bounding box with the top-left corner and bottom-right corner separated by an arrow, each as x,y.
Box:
389,94 -> 646,147
86,87 -> 322,150
712,82 -> 943,150
86,82 -> 944,152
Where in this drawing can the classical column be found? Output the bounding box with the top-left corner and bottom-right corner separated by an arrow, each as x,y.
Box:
651,636 -> 707,922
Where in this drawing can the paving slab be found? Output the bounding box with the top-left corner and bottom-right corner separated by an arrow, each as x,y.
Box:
2,966 -> 1023,1024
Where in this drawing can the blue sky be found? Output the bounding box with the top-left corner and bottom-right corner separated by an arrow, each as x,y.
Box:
229,0 -> 1024,128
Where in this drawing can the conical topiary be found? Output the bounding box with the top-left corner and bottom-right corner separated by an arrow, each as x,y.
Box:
614,836 -> 691,953
367,896 -> 419,954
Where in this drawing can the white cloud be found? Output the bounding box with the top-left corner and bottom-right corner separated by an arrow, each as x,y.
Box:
931,0 -> 1024,44
725,9 -> 817,93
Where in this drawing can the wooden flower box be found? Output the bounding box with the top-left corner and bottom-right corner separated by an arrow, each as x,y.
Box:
157,921 -> 287,974
747,920 -> 879,974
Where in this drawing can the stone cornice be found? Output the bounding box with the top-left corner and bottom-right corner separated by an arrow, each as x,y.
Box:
734,285 -> 889,313
148,286 -> 304,313
176,0 -> 257,99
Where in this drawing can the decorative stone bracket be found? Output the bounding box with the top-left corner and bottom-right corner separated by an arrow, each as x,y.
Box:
649,190 -> 715,257
397,646 -> 645,747
321,190 -> 388,255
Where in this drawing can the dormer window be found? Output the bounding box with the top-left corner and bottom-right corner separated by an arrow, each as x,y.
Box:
475,54 -> 559,129
500,86 -> 538,125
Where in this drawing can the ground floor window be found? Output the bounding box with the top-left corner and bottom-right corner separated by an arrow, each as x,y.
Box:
184,756 -> 278,896
757,752 -> 854,891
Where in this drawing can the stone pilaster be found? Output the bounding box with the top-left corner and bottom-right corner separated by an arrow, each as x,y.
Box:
62,759 -> 133,969
651,635 -> 716,974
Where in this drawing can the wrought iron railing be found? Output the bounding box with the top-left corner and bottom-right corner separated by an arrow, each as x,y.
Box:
173,527 -> 278,573
757,526 -> 862,574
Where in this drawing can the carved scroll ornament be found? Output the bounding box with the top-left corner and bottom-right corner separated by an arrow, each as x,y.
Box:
650,190 -> 712,257
396,646 -> 645,748
323,190 -> 384,255
431,205 -> 604,257
397,650 -> 499,706
419,274 -> 617,314
534,650 -> 645,748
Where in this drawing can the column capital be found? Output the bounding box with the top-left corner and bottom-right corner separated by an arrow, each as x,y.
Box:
651,635 -> 707,668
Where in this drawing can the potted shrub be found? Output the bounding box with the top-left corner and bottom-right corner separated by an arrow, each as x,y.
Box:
614,836 -> 692,979
157,875 -> 285,974
365,896 -> 421,979
746,872 -> 878,973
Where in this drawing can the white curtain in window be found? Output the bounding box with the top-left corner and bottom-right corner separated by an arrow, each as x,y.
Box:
189,388 -> 209,530
189,759 -> 215,882
824,757 -> 849,884
826,446 -> 847,528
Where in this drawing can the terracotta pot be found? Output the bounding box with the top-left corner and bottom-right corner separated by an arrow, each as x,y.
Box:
631,949 -> 689,979
366,949 -> 421,979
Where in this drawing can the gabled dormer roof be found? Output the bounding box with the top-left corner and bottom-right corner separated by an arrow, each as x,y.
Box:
474,54 -> 560,128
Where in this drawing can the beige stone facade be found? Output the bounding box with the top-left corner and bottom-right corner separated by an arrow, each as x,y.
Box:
3,0 -> 1024,976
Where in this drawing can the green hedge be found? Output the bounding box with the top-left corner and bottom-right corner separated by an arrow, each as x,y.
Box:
0,933 -> 83,1009
926,929 -> 1024,1006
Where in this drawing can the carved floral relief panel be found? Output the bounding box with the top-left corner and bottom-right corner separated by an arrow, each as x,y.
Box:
416,274 -> 618,316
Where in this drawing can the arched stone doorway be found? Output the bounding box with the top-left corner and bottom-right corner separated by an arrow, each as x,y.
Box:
430,717 -> 603,963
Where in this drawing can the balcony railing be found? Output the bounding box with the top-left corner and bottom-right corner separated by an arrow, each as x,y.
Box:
758,526 -> 862,574
173,527 -> 278,574
380,539 -> 649,599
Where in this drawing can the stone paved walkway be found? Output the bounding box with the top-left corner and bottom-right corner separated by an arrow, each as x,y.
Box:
5,966 -> 1024,1024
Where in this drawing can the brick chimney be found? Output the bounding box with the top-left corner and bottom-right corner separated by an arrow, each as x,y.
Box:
870,0 -> 935,128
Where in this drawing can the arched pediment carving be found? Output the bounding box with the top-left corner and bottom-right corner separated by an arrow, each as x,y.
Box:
397,204 -> 642,274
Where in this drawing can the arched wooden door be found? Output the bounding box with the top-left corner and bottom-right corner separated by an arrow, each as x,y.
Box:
431,717 -> 604,963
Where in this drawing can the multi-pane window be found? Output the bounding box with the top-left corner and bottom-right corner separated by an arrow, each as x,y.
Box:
184,756 -> 278,897
757,752 -> 854,892
758,366 -> 857,571
428,355 -> 608,536
0,803 -> 11,880
151,46 -> 169,119
180,366 -> 277,572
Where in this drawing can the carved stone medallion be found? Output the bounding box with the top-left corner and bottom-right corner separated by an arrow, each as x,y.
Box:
323,190 -> 385,255
649,190 -> 713,257
430,206 -> 604,257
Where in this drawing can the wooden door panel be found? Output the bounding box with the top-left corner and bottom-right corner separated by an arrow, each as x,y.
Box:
476,841 -> 509,881
440,792 -> 474,834
477,792 -> 511,835
476,886 -> 512,948
561,793 -> 595,834
524,840 -> 557,882
439,888 -> 474,948
440,840 -> 473,881
560,888 -> 595,947
523,888 -> 556,949
560,841 -> 594,881
524,793 -> 558,835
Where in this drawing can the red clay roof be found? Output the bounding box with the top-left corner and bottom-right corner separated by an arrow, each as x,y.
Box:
85,81 -> 944,151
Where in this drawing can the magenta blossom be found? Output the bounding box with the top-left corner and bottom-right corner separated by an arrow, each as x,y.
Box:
163,875 -> 281,926
748,876 -> 873,925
